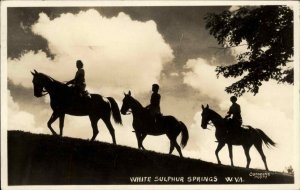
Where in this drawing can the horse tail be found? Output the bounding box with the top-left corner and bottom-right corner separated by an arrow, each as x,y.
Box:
255,128 -> 276,148
179,121 -> 189,148
107,97 -> 122,125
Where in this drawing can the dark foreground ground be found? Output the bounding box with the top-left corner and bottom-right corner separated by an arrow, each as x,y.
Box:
7,130 -> 293,185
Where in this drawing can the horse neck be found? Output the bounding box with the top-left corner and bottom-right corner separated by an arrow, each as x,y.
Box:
209,109 -> 225,129
42,75 -> 65,96
129,97 -> 144,115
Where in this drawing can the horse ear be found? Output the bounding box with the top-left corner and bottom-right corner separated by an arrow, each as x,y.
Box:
31,71 -> 35,76
128,90 -> 131,96
124,92 -> 126,96
34,69 -> 38,74
201,105 -> 205,110
206,104 -> 209,109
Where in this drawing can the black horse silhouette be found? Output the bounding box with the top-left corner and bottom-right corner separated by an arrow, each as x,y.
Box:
120,91 -> 189,157
31,70 -> 122,143
201,104 -> 275,171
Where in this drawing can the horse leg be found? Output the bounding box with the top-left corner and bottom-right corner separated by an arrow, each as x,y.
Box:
227,144 -> 234,166
89,116 -> 99,141
59,114 -> 65,137
215,142 -> 225,164
140,134 -> 147,150
242,144 -> 251,169
103,118 -> 116,145
135,132 -> 142,149
47,112 -> 59,136
173,141 -> 183,157
166,133 -> 177,156
169,141 -> 175,154
254,143 -> 269,171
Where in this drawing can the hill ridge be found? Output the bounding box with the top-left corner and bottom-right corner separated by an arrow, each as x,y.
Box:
7,130 -> 293,185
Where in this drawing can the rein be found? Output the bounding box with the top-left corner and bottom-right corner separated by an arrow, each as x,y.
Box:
125,110 -> 132,115
206,121 -> 214,130
40,89 -> 49,96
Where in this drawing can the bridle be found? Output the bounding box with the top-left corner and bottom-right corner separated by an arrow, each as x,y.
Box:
124,109 -> 132,115
206,121 -> 214,130
40,89 -> 49,97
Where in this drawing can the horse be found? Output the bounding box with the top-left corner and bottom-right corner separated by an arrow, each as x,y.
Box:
200,104 -> 275,171
120,91 -> 189,157
31,70 -> 122,143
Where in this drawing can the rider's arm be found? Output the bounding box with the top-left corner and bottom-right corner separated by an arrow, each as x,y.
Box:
225,113 -> 231,119
66,79 -> 75,85
225,106 -> 233,119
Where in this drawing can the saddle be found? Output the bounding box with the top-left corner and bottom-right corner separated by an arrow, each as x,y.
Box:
80,90 -> 91,99
69,86 -> 91,100
224,118 -> 239,135
146,109 -> 163,128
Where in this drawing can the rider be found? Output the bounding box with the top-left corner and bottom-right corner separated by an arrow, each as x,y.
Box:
225,96 -> 242,129
66,60 -> 89,98
146,84 -> 161,124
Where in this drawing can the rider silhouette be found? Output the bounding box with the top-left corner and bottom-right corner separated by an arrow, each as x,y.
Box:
146,84 -> 161,125
66,60 -> 89,98
225,96 -> 242,129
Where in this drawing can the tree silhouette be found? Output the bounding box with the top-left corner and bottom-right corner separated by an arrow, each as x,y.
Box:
205,6 -> 293,96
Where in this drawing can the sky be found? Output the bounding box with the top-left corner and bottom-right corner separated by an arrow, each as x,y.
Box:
5,5 -> 295,172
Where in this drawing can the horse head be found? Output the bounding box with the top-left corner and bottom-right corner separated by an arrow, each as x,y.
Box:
121,91 -> 132,115
31,70 -> 49,97
201,104 -> 211,129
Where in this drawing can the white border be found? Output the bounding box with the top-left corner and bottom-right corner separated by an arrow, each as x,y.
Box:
1,1 -> 9,189
0,0 -> 299,7
1,1 -> 299,190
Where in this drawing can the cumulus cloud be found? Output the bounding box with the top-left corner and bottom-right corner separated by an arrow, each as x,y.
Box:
182,57 -> 294,171
183,58 -> 236,101
7,90 -> 44,133
8,9 -> 174,97
7,9 -> 174,156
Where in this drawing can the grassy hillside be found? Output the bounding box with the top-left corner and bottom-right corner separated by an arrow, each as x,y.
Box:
7,130 -> 293,185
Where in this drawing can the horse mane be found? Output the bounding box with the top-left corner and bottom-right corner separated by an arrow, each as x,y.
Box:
208,108 -> 223,120
39,72 -> 65,86
129,95 -> 144,109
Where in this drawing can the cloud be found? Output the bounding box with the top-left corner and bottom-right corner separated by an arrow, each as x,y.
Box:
8,9 -> 174,97
183,58 -> 236,101
182,57 -> 294,171
7,8 -> 174,156
170,72 -> 179,77
7,90 -> 45,133
229,40 -> 249,60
